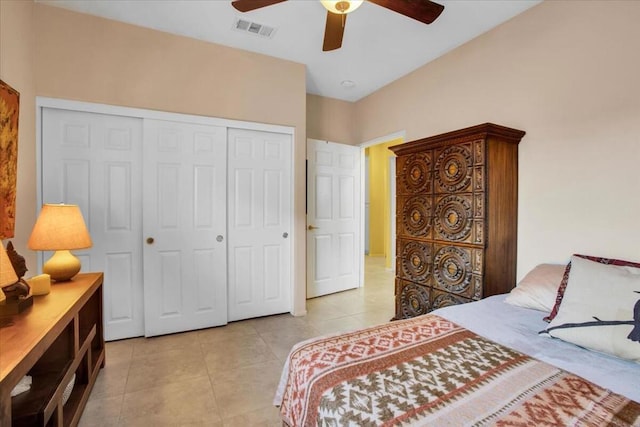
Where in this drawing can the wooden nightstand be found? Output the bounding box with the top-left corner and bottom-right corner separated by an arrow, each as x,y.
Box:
0,273 -> 105,426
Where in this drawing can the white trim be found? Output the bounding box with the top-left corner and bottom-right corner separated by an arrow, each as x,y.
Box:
34,105 -> 44,272
359,148 -> 367,287
359,130 -> 406,149
388,156 -> 396,273
36,97 -> 294,136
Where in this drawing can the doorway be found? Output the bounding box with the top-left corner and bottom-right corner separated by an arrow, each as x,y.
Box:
360,133 -> 405,283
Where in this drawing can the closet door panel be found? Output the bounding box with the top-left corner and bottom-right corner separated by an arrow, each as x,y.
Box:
194,249 -> 217,311
227,128 -> 292,321
264,244 -> 283,300
42,108 -> 144,340
105,252 -> 135,322
158,250 -> 183,315
194,166 -> 217,228
60,160 -> 90,213
264,169 -> 284,226
106,162 -> 133,230
157,164 -> 181,227
143,119 -> 228,337
233,168 -> 254,227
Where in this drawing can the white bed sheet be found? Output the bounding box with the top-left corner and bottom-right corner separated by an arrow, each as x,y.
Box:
433,294 -> 640,402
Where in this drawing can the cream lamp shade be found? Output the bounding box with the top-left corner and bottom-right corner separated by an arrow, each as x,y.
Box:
320,0 -> 363,14
28,204 -> 93,282
0,244 -> 18,302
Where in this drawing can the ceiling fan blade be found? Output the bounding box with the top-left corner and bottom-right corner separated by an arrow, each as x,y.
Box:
368,0 -> 444,25
231,0 -> 287,12
323,11 -> 346,52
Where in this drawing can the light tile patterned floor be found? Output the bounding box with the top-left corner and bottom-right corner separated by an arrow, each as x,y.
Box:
80,256 -> 394,426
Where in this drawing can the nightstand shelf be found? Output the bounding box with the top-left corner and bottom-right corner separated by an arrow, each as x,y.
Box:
0,273 -> 105,426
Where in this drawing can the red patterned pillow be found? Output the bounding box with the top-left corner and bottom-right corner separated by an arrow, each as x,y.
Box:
544,254 -> 640,322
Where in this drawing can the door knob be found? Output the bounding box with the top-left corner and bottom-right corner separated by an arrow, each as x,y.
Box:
308,225 -> 319,230
283,232 -> 289,238
216,235 -> 224,242
146,237 -> 154,245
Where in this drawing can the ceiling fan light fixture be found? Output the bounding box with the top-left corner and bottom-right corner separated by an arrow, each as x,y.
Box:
320,0 -> 364,15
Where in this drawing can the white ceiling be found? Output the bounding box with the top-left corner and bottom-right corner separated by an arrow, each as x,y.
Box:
39,0 -> 541,102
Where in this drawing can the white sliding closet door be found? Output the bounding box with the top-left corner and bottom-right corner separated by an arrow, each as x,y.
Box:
227,128 -> 292,321
142,119 -> 228,337
42,108 -> 144,340
41,102 -> 294,339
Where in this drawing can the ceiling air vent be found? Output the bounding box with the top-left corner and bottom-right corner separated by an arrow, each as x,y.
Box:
234,18 -> 276,39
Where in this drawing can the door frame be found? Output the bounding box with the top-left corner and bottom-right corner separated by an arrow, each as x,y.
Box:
35,96 -> 297,314
358,130 -> 406,285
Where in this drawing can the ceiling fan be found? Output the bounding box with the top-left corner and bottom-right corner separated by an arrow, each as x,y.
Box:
231,0 -> 445,51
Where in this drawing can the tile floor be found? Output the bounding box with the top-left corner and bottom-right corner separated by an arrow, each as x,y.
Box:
79,256 -> 394,426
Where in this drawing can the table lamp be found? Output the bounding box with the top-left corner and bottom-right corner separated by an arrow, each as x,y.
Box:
28,204 -> 93,282
0,244 -> 18,302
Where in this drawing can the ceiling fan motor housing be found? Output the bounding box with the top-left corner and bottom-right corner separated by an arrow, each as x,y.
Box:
335,1 -> 350,13
320,0 -> 364,15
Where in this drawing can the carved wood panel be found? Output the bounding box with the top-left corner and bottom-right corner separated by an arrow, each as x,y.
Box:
473,139 -> 485,165
473,166 -> 484,192
430,288 -> 472,310
397,152 -> 432,195
397,195 -> 432,238
432,244 -> 483,300
433,194 -> 473,243
474,193 -> 484,218
395,279 -> 431,320
396,238 -> 432,283
434,144 -> 473,193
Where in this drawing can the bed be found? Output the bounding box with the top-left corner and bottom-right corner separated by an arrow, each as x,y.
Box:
274,256 -> 640,426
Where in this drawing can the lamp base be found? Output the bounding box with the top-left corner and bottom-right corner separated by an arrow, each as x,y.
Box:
43,250 -> 82,282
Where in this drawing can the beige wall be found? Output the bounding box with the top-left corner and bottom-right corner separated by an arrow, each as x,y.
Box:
0,0 -> 36,271
306,94 -> 357,144
355,1 -> 640,279
21,3 -> 307,314
34,5 -> 306,127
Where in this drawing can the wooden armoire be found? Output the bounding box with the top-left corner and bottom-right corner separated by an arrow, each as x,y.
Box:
390,123 -> 525,320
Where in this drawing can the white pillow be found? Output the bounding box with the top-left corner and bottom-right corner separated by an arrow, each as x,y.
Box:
505,264 -> 565,312
544,255 -> 640,362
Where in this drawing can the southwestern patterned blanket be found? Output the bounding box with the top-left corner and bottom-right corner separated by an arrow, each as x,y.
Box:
274,314 -> 640,426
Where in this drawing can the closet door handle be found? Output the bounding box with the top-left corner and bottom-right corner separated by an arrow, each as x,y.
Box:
283,232 -> 288,238
308,225 -> 319,230
146,237 -> 155,245
216,235 -> 224,242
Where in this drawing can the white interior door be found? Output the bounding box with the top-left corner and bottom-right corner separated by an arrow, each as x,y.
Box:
227,128 -> 292,321
42,108 -> 144,340
142,119 -> 227,337
306,139 -> 361,298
